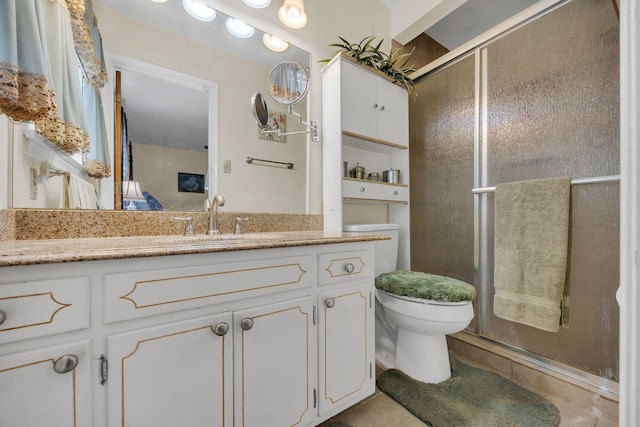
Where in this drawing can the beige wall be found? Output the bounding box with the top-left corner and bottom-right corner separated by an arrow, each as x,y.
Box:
132,142 -> 208,212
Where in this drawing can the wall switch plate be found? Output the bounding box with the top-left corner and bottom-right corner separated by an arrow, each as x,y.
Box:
223,159 -> 232,173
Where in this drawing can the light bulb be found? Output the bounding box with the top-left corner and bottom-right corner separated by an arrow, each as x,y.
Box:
242,0 -> 271,8
263,34 -> 289,52
182,0 -> 216,22
287,8 -> 301,22
225,17 -> 255,38
278,0 -> 307,29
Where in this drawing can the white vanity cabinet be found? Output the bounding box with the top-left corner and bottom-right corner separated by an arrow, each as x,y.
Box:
107,297 -> 317,427
0,276 -> 93,427
0,239 -> 376,427
103,250 -> 315,427
234,297 -> 316,427
0,339 -> 93,427
106,313 -> 233,427
317,250 -> 375,416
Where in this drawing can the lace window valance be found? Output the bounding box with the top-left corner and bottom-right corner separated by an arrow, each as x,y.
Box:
0,0 -> 111,178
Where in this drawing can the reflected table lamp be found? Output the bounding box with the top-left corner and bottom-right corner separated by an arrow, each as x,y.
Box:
123,180 -> 146,210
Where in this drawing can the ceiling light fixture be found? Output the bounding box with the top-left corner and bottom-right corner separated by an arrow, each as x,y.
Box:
278,0 -> 307,29
225,17 -> 255,38
262,33 -> 289,52
150,0 -> 169,3
242,0 -> 271,8
182,0 -> 216,22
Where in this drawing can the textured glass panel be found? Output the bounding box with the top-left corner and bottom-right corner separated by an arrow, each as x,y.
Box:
483,0 -> 619,184
479,0 -> 620,380
409,0 -> 619,381
410,54 -> 476,287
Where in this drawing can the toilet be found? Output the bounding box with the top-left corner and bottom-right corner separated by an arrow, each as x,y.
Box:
343,223 -> 475,384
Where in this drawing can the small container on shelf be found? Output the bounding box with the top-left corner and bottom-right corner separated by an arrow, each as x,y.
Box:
350,163 -> 365,179
382,168 -> 400,184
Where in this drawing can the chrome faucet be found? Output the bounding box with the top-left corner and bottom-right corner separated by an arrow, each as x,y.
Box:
207,194 -> 225,235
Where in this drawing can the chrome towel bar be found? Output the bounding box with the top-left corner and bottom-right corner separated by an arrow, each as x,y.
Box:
246,157 -> 294,169
471,175 -> 620,194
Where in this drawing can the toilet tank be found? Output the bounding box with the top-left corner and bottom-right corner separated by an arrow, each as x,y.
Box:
343,223 -> 400,276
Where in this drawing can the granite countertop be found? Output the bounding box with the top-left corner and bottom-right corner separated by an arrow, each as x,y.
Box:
0,231 -> 389,267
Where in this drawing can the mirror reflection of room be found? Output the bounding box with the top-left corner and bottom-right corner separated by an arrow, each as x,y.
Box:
117,68 -> 209,212
3,0 -> 312,214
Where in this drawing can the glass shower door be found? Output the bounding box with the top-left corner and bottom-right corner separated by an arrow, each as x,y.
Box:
410,0 -> 620,381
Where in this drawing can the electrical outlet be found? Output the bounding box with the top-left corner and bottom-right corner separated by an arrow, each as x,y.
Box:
223,159 -> 232,173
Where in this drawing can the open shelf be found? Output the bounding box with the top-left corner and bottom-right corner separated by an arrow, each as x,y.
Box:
343,197 -> 408,205
342,177 -> 408,188
342,131 -> 408,153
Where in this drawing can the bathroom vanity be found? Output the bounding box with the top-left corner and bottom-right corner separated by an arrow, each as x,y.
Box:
0,232 -> 382,426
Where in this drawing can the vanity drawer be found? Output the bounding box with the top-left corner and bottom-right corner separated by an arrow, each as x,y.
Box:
318,250 -> 372,285
104,255 -> 315,323
0,277 -> 91,345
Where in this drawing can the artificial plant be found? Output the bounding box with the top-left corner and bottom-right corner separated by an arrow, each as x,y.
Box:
320,35 -> 417,96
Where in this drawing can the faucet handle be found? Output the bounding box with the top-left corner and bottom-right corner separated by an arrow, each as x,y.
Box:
234,217 -> 250,235
171,217 -> 196,236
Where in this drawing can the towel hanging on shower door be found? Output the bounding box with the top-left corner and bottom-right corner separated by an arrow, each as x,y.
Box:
493,176 -> 572,333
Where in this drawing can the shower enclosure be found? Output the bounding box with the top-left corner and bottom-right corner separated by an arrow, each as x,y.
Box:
410,0 -> 620,381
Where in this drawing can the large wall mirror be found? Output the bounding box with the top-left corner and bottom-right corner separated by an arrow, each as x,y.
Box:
103,54 -> 218,212
10,0 -> 312,214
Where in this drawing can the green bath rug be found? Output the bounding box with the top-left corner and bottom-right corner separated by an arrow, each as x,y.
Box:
377,357 -> 560,427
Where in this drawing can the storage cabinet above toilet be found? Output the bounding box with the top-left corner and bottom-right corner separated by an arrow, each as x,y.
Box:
322,54 -> 411,270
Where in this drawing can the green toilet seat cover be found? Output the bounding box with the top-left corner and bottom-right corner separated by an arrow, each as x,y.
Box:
375,270 -> 476,303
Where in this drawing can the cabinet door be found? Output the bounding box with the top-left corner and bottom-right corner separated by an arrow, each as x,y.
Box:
0,339 -> 92,427
234,297 -> 315,427
376,77 -> 408,147
341,61 -> 379,140
318,283 -> 374,415
107,313 -> 232,427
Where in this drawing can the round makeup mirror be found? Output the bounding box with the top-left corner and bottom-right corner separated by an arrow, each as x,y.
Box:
251,92 -> 270,129
267,61 -> 309,105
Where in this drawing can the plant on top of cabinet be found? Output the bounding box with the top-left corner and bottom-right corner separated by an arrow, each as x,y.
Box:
320,35 -> 417,96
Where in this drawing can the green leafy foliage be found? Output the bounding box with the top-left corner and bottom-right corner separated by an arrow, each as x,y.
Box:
320,35 -> 417,96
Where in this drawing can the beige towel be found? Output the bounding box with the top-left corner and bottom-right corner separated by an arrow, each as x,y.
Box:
60,175 -> 102,209
493,177 -> 571,333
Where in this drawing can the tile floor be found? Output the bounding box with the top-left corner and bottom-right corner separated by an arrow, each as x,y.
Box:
319,353 -> 618,427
